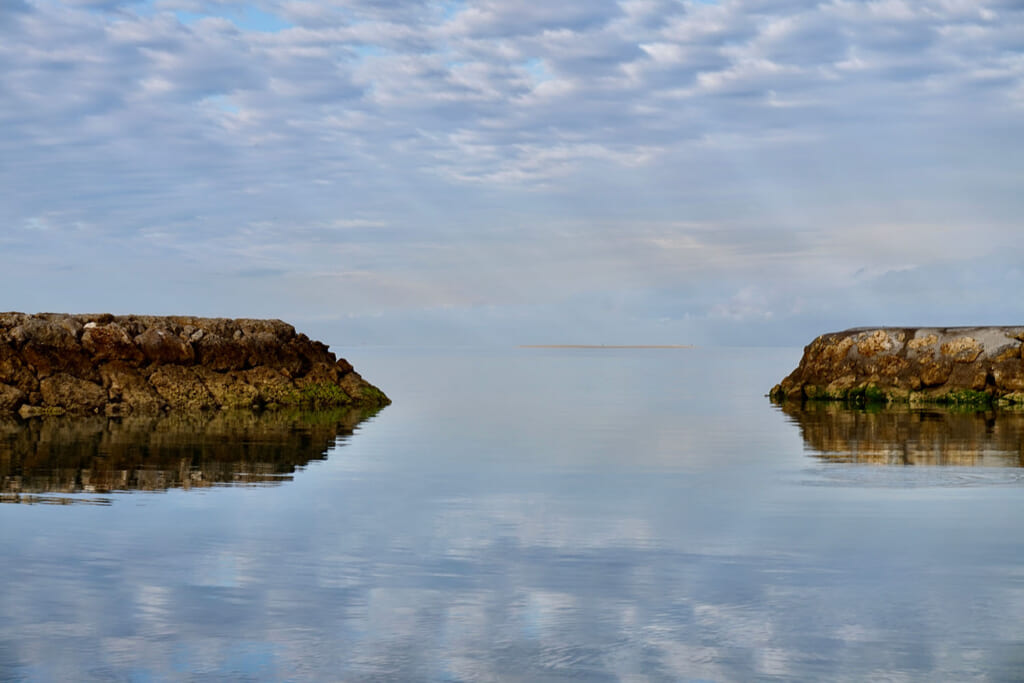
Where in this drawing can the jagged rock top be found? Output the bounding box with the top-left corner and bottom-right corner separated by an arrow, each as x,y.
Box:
0,313 -> 389,417
770,326 -> 1024,406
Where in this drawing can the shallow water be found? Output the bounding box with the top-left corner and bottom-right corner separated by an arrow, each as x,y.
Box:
2,347 -> 1023,681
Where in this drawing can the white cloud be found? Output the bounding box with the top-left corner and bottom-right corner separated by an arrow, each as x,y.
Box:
0,0 -> 1021,342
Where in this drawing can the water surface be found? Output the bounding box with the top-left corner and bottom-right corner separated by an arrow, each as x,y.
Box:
2,347 -> 1023,681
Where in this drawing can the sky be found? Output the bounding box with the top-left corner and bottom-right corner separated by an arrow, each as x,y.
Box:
1,0 -> 1022,347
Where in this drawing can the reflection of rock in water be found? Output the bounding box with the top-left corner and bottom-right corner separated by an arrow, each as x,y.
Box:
0,407 -> 380,500
780,403 -> 1024,467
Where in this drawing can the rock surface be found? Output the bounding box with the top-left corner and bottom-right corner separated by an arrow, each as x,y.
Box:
770,327 -> 1024,405
0,313 -> 390,416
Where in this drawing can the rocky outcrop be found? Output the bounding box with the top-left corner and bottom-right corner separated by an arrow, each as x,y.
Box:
770,327 -> 1024,406
0,313 -> 389,416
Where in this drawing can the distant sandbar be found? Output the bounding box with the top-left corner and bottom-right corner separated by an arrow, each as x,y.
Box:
519,345 -> 694,349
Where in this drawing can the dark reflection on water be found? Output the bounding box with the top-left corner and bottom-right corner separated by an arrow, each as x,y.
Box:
0,407 -> 381,503
780,402 -> 1024,467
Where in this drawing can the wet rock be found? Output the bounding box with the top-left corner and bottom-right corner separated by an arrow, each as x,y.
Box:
149,366 -> 216,410
101,362 -> 165,414
992,361 -> 1024,392
919,358 -> 953,387
193,367 -> 259,409
242,367 -> 296,406
39,374 -> 107,414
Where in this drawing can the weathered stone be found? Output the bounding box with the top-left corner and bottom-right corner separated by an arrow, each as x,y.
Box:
772,326 -> 1024,405
100,362 -> 165,414
9,318 -> 78,350
0,313 -> 389,415
0,384 -> 25,412
919,359 -> 953,387
149,366 -> 216,410
0,355 -> 39,396
947,362 -> 988,391
907,333 -> 938,354
940,336 -> 983,363
136,327 -> 195,365
83,323 -> 144,364
242,367 -> 296,406
10,318 -> 93,380
855,329 -> 894,357
193,333 -> 250,371
193,367 -> 260,409
992,361 -> 1024,392
39,374 -> 107,414
296,362 -> 343,387
995,344 -> 1023,362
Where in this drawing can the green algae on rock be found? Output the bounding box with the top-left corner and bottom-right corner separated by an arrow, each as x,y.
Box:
770,327 -> 1024,407
0,313 -> 390,416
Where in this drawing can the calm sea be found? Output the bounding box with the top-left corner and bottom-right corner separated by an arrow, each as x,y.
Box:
2,347 -> 1024,681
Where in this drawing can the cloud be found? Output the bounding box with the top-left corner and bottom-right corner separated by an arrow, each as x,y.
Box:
0,0 -> 1021,342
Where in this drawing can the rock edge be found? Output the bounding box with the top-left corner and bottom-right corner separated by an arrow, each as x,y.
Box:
0,312 -> 390,416
770,326 -> 1024,406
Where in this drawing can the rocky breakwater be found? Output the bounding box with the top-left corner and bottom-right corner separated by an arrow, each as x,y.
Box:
0,313 -> 389,417
770,327 -> 1024,406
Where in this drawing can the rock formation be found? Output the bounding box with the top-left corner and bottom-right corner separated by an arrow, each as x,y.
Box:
0,313 -> 389,416
771,327 -> 1024,406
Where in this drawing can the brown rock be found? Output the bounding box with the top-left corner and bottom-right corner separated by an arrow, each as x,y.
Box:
870,354 -> 908,379
39,374 -> 107,414
0,384 -> 25,412
101,362 -> 165,413
82,323 -> 145,364
296,362 -> 342,387
8,318 -> 78,350
918,359 -> 953,387
149,366 -> 216,410
992,361 -> 1024,392
0,355 -> 39,396
855,329 -> 894,358
906,333 -> 938,355
193,367 -> 260,409
136,327 -> 195,365
193,333 -> 249,371
0,313 -> 389,414
339,371 -> 383,402
940,337 -> 983,363
995,344 -> 1023,362
948,363 -> 989,392
242,367 -> 296,406
241,331 -> 293,371
11,319 -> 93,380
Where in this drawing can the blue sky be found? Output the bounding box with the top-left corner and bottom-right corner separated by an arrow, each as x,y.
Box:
2,0 -> 1022,346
